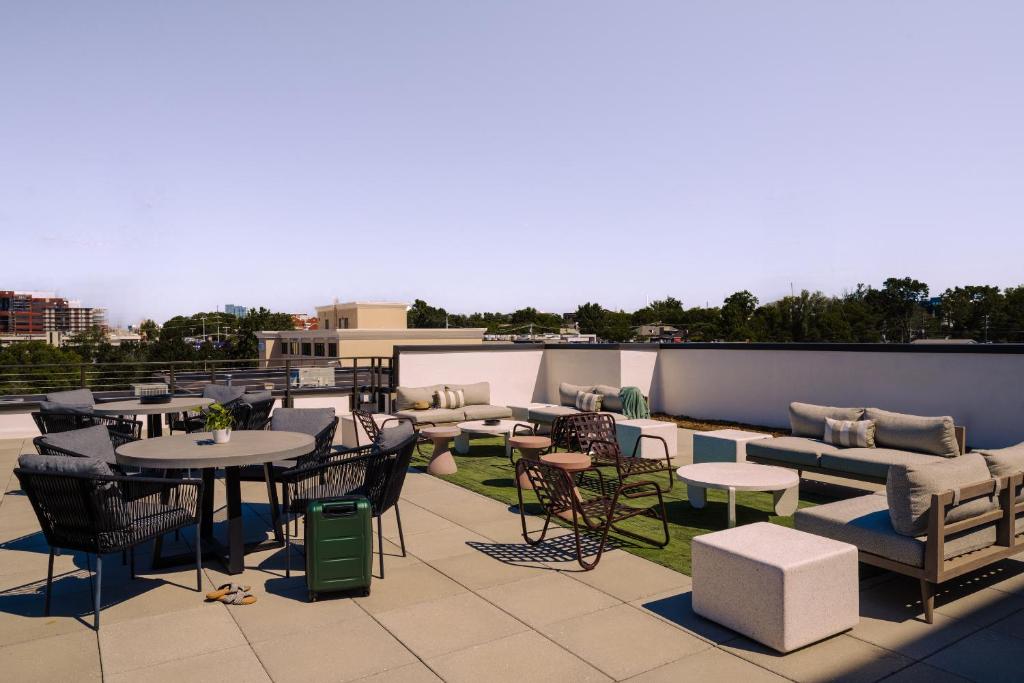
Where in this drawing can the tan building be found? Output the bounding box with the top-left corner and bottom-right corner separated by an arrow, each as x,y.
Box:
257,301 -> 485,365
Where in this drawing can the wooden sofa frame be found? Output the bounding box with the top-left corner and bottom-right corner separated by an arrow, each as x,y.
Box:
856,471 -> 1023,623
747,426 -> 967,486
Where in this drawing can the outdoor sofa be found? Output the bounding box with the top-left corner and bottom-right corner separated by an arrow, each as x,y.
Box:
393,382 -> 512,425
746,402 -> 966,484
526,382 -> 634,426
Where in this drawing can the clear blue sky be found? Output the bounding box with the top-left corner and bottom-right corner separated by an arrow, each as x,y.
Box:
2,1 -> 1022,327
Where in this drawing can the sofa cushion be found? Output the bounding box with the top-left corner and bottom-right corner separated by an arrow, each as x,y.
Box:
45,388 -> 96,407
395,408 -> 465,425
886,453 -> 996,536
445,382 -> 490,406
820,448 -> 940,481
559,383 -> 595,408
593,385 -> 623,413
396,385 -> 443,412
823,418 -> 876,448
795,493 -> 997,568
977,442 -> 1024,502
39,425 -> 117,465
789,402 -> 864,439
746,436 -> 840,468
865,407 -> 959,458
271,408 -> 335,436
463,404 -> 514,421
529,405 -> 580,423
202,384 -> 245,405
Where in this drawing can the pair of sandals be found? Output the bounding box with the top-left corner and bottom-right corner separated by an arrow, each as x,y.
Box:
206,583 -> 257,606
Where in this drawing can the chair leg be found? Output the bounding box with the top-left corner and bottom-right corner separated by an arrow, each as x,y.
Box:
377,515 -> 385,579
394,504 -> 407,557
920,579 -> 936,624
285,511 -> 291,579
44,548 -> 55,616
93,554 -> 103,631
130,545 -> 136,580
195,523 -> 202,591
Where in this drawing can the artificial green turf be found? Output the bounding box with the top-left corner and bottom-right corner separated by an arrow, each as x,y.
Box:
410,436 -> 820,576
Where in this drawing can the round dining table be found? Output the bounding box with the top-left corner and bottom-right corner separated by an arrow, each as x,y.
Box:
94,396 -> 214,439
116,430 -> 314,575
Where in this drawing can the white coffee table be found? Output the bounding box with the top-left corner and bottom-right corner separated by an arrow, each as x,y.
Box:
455,419 -> 534,460
676,462 -> 799,528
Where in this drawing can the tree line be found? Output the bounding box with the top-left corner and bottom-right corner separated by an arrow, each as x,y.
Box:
409,278 -> 1024,343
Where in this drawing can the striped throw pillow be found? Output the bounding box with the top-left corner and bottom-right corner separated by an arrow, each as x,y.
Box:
575,391 -> 603,412
824,417 -> 876,448
434,388 -> 465,409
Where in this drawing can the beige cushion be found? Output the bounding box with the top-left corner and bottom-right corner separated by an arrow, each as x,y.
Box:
394,408 -> 464,424
593,384 -> 623,413
977,441 -> 1024,502
446,382 -> 490,406
559,383 -> 595,408
746,436 -> 841,468
789,402 -> 864,439
395,385 -> 443,412
823,418 -> 876,448
886,453 -> 996,536
463,404 -> 514,420
575,391 -> 603,412
434,388 -> 466,409
820,448 -> 941,481
795,493 -> 997,568
866,407 -> 959,458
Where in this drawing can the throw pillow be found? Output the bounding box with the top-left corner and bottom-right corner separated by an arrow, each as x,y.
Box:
789,402 -> 865,439
976,441 -> 1024,502
886,453 -> 996,536
434,388 -> 466,409
823,418 -> 876,448
575,391 -> 603,412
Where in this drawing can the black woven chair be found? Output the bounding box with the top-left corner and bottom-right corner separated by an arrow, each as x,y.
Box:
277,430 -> 417,578
32,408 -> 142,442
549,412 -> 673,492
240,394 -> 275,431
33,423 -> 142,472
14,457 -> 203,630
353,408 -> 431,455
169,384 -> 247,434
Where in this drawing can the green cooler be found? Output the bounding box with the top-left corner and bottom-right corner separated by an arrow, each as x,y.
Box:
305,496 -> 373,601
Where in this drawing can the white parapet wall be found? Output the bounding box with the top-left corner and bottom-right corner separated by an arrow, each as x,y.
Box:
394,346 -> 546,407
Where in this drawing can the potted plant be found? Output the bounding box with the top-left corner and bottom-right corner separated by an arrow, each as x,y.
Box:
205,403 -> 234,444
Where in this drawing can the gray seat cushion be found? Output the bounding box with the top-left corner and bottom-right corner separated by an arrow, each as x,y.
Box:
865,407 -> 959,458
38,401 -> 94,415
746,436 -> 840,468
203,385 -> 246,405
445,383 -> 490,406
45,388 -> 96,407
18,452 -> 114,477
593,385 -> 623,413
795,493 -> 997,568
789,402 -> 864,439
529,405 -> 580,423
463,404 -> 513,421
395,385 -> 443,412
820,448 -> 941,481
240,390 -> 273,405
374,420 -> 415,451
394,408 -> 465,425
886,453 -> 997,536
39,425 -> 117,465
270,408 -> 335,436
558,383 -> 596,408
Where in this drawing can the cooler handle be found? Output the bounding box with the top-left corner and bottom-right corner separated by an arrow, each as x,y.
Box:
323,501 -> 358,517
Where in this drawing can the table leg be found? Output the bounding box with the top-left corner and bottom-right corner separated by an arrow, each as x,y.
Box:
504,435 -> 512,462
264,463 -> 283,544
773,485 -> 799,517
200,468 -> 215,540
427,437 -> 458,475
687,484 -> 707,509
225,466 -> 244,575
516,447 -> 544,490
727,487 -> 737,528
454,433 -> 470,455
147,414 -> 162,439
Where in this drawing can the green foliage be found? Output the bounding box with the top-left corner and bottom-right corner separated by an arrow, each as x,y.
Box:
232,307 -> 295,358
204,403 -> 234,431
0,342 -> 83,395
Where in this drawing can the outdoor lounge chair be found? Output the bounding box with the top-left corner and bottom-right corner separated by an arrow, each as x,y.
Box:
352,408 -> 430,456
550,412 -> 674,491
515,458 -> 669,570
276,429 -> 417,578
14,455 -> 203,630
32,405 -> 141,441
33,423 -> 142,470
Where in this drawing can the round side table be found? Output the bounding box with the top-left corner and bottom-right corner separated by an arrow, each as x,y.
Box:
422,426 -> 461,475
539,452 -> 592,517
509,435 -> 552,489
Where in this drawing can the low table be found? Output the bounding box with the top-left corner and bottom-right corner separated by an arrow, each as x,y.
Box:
454,420 -> 533,460
676,462 -> 799,528
94,396 -> 214,438
421,426 -> 461,476
692,429 -> 772,463
509,435 -> 551,489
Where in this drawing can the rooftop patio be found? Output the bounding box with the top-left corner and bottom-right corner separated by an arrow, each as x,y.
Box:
3,426 -> 1023,682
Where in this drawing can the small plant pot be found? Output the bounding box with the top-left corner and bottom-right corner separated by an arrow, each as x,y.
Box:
212,428 -> 231,444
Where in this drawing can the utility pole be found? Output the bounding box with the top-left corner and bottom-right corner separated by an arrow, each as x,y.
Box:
984,315 -> 990,343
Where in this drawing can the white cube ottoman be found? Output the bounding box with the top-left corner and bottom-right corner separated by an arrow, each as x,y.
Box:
692,522 -> 858,653
692,429 -> 771,464
616,419 -> 677,460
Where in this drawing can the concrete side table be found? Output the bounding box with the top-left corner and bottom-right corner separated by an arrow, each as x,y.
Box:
509,435 -> 551,490
692,429 -> 772,463
692,522 -> 858,652
616,419 -> 677,460
421,426 -> 461,476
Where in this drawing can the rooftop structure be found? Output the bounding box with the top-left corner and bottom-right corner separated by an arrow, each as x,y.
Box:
0,290 -> 104,337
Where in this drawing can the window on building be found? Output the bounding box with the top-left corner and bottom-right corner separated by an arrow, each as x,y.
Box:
341,317 -> 350,329
314,342 -> 325,357
280,342 -> 289,355
301,342 -> 312,356
327,342 -> 338,357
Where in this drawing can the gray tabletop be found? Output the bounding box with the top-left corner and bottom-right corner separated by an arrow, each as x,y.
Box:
116,430 -> 315,469
93,396 -> 215,416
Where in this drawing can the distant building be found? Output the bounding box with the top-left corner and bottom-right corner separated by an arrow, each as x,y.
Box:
0,291 -> 104,336
225,304 -> 248,318
634,323 -> 680,342
290,314 -> 318,330
259,301 -> 484,365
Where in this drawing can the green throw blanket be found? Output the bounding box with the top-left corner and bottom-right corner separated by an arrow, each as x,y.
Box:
619,386 -> 650,419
